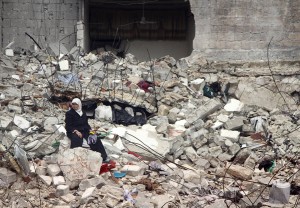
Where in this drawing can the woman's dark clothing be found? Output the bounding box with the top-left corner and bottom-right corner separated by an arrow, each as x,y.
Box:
65,108 -> 107,160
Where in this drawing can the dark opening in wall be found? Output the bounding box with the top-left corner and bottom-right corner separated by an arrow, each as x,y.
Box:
88,0 -> 194,60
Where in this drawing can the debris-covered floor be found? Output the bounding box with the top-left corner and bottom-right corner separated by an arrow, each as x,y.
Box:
0,46 -> 300,208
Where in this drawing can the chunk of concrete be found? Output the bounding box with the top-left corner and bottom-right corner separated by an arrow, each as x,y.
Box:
5,48 -> 14,57
0,116 -> 13,129
56,185 -> 69,196
57,147 -> 102,189
39,175 -> 52,186
43,117 -> 59,132
225,117 -> 245,130
120,165 -> 146,176
190,78 -> 205,91
186,99 -> 222,126
151,194 -> 176,208
36,166 -> 47,175
0,168 -> 17,184
220,129 -> 240,141
79,176 -> 106,191
183,169 -> 201,184
226,164 -> 253,180
48,42 -> 69,56
224,98 -> 244,112
59,60 -> 69,71
81,187 -> 96,201
185,146 -> 199,162
53,176 -> 66,186
61,193 -> 76,203
47,164 -> 61,176
13,115 -> 31,129
124,125 -> 171,158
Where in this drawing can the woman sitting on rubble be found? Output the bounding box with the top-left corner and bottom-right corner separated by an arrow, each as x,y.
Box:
65,98 -> 109,163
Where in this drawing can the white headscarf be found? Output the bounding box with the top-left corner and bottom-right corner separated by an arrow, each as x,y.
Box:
71,98 -> 83,116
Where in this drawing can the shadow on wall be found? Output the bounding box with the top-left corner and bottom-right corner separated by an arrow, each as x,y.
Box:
126,40 -> 192,61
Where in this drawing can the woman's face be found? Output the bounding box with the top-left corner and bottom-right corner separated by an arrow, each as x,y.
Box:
71,103 -> 79,110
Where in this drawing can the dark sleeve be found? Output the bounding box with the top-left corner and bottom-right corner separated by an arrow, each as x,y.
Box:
65,111 -> 76,133
85,113 -> 92,131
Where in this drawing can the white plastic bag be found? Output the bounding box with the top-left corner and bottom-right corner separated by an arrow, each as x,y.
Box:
82,139 -> 90,148
14,144 -> 30,175
95,105 -> 112,121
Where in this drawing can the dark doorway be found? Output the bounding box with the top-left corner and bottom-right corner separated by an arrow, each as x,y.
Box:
88,0 -> 195,60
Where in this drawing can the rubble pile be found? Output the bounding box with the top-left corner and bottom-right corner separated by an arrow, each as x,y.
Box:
0,46 -> 300,208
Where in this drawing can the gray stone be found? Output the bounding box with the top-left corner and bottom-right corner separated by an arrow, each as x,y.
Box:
167,111 -> 178,124
229,143 -> 241,155
185,99 -> 222,127
218,153 -> 234,161
208,146 -> 223,157
7,104 -> 22,114
173,148 -> 184,159
48,42 -> 69,56
184,146 -> 199,162
0,116 -> 13,129
57,147 -> 102,189
0,168 -> 17,184
226,164 -> 253,180
225,116 -> 245,130
196,145 -> 209,157
39,175 -> 52,186
191,136 -> 207,150
233,148 -> 251,164
194,158 -> 210,169
155,122 -> 168,134
47,164 -> 61,176
56,185 -> 69,196
79,176 -> 106,191
22,83 -> 34,91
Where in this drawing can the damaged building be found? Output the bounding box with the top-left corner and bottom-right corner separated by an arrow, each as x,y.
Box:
1,0 -> 300,61
0,0 -> 300,208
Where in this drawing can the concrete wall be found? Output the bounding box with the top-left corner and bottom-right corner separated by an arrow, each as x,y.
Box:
190,0 -> 300,61
1,0 -> 79,51
127,40 -> 191,61
1,0 -> 300,61
0,1 -> 2,49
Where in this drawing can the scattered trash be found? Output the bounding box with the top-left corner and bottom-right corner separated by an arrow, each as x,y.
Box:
100,160 -> 116,174
124,188 -> 138,204
258,159 -> 275,172
113,171 -> 126,178
127,151 -> 142,159
269,180 -> 290,204
57,73 -> 79,84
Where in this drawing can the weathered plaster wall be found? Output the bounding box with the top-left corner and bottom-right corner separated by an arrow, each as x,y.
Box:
0,1 -> 3,49
190,0 -> 300,61
1,0 -> 79,51
1,0 -> 300,61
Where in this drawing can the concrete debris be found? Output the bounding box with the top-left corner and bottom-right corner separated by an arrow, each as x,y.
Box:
0,48 -> 299,208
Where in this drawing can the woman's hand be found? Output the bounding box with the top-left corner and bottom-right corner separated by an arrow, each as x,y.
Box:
73,130 -> 83,138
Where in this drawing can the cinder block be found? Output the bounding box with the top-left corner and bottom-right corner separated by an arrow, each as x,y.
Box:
120,165 -> 145,176
56,185 -> 69,196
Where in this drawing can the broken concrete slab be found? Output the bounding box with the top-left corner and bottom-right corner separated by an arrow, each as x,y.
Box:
226,164 -> 253,180
0,168 -> 17,184
57,147 -> 102,189
48,42 -> 69,56
123,125 -> 171,158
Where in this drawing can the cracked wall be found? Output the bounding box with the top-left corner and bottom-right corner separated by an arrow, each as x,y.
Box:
0,1 -> 2,49
1,0 -> 79,51
1,0 -> 300,61
190,0 -> 300,61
